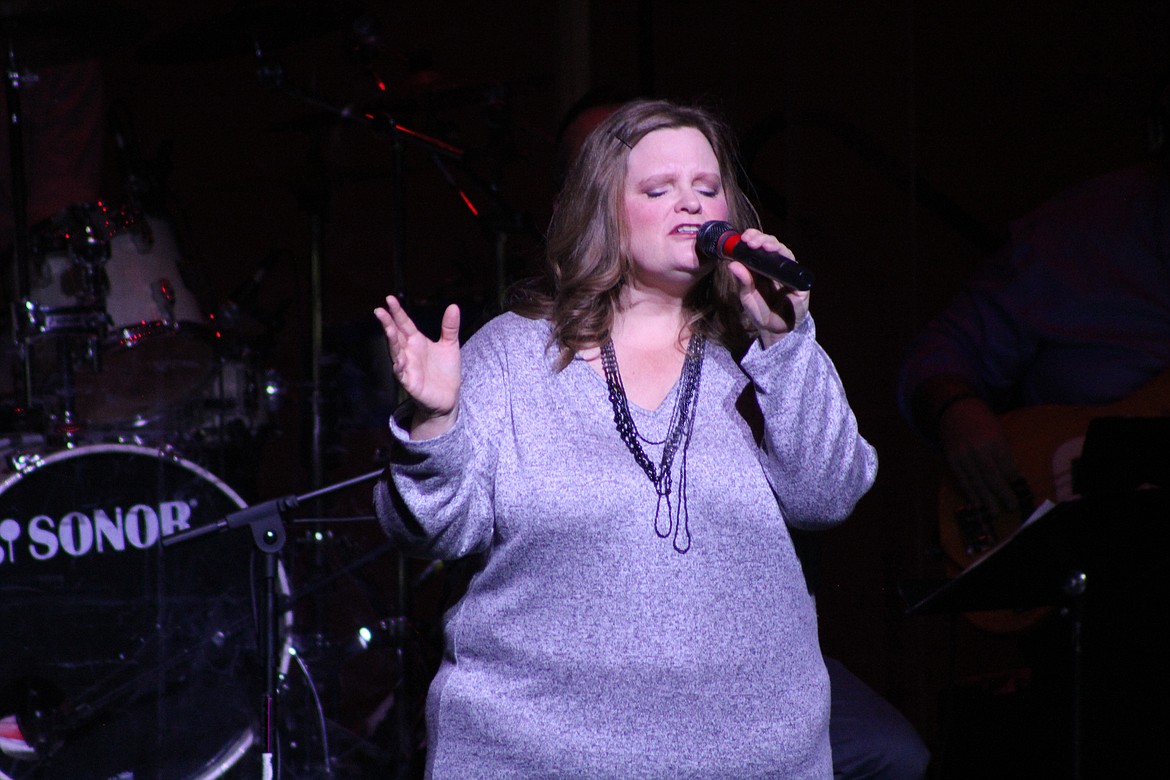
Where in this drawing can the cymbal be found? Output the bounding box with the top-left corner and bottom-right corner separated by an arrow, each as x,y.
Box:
0,0 -> 150,67
136,0 -> 362,64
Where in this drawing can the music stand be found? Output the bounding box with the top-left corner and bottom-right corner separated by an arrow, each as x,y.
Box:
904,488 -> 1170,780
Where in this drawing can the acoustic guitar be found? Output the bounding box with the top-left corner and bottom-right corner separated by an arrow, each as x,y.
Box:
937,369 -> 1170,633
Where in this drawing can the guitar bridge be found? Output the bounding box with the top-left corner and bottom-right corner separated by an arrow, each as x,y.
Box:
955,477 -> 1036,557
956,505 -> 998,556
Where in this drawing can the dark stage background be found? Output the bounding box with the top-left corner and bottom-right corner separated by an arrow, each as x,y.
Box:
2,1 -> 1167,777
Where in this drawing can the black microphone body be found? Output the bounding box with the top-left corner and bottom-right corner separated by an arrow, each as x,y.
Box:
696,220 -> 814,291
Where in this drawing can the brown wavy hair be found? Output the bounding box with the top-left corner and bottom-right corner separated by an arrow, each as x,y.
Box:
510,98 -> 761,368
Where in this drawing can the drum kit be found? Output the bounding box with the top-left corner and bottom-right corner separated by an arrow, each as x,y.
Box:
6,202 -> 276,451
0,2 -> 494,779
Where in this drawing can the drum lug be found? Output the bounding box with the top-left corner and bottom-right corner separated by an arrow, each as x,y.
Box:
8,451 -> 45,475
155,442 -> 181,462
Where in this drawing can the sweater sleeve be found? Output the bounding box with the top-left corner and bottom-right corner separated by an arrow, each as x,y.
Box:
740,315 -> 878,529
373,322 -> 507,559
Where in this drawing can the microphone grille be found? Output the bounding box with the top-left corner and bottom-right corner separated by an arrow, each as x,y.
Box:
696,220 -> 735,262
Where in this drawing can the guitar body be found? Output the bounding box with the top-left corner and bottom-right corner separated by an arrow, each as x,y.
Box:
937,370 -> 1170,633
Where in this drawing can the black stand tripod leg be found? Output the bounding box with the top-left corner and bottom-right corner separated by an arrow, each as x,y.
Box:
1064,571 -> 1087,780
262,548 -> 280,779
224,498 -> 291,779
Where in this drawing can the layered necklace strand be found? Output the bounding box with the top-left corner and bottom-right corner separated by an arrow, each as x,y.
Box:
600,333 -> 706,553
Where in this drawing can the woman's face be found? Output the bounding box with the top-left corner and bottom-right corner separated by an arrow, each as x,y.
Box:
622,126 -> 729,294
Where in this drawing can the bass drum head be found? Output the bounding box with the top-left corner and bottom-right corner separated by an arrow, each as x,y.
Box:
0,444 -> 279,779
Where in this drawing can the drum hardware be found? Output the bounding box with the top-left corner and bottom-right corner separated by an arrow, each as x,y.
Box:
5,447 -> 43,475
12,200 -> 153,344
110,318 -> 183,349
7,199 -> 166,445
151,275 -> 177,319
12,299 -> 108,338
27,201 -> 153,318
10,297 -> 105,443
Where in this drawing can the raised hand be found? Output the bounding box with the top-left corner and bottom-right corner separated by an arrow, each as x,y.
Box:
374,295 -> 462,440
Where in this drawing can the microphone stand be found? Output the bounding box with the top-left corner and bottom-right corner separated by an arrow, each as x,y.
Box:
163,468 -> 384,780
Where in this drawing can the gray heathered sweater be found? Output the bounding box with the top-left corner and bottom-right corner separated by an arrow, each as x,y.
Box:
374,311 -> 878,779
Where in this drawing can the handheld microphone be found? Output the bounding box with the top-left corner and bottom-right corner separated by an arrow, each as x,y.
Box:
696,221 -> 814,291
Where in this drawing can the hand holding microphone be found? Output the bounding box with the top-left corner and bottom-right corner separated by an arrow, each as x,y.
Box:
697,221 -> 810,346
696,220 -> 814,291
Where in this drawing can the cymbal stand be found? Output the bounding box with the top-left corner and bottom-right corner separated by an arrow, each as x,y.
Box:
5,42 -> 35,410
4,46 -> 103,442
342,107 -> 465,780
253,46 -> 334,490
426,148 -> 537,304
356,112 -> 466,779
254,48 -> 347,778
253,54 -> 454,777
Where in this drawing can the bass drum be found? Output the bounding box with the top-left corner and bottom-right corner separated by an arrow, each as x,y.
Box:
0,444 -> 288,780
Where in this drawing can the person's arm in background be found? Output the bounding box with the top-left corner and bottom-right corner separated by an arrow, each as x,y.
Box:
897,241 -> 1037,516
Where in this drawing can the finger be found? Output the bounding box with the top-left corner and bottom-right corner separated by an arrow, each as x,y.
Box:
381,294 -> 403,317
384,295 -> 422,338
438,303 -> 461,346
374,308 -> 402,360
726,260 -> 758,292
735,263 -> 790,311
950,458 -> 985,511
374,305 -> 396,334
988,463 -> 1024,513
728,259 -> 788,296
377,296 -> 407,341
738,229 -> 791,259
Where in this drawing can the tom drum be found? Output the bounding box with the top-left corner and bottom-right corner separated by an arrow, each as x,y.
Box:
26,203 -> 222,431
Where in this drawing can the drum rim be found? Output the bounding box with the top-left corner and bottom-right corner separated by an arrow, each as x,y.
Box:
0,443 -> 247,510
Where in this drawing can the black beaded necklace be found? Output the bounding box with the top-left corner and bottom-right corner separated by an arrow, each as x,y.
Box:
600,333 -> 706,553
